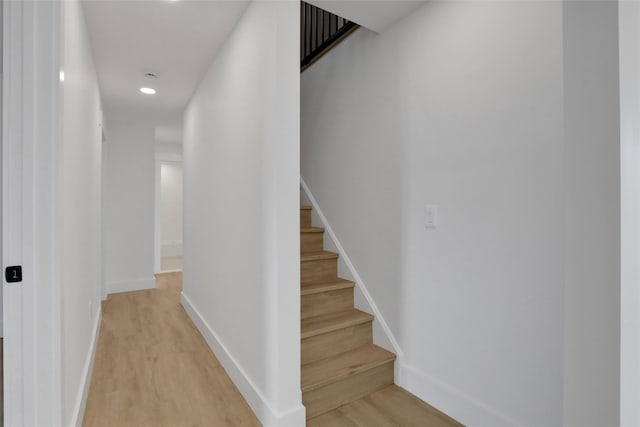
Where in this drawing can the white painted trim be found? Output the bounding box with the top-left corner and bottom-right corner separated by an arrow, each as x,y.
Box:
107,277 -> 155,294
69,305 -> 102,427
619,2 -> 640,425
100,115 -> 108,301
398,363 -> 521,427
181,292 -> 306,427
0,0 -> 3,340
154,153 -> 183,274
3,1 -> 26,423
3,1 -> 64,424
300,178 -> 403,359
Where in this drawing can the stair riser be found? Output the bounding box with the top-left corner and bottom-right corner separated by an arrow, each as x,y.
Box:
302,258 -> 337,283
301,288 -> 354,319
302,322 -> 372,365
301,232 -> 324,253
303,361 -> 394,419
301,210 -> 312,228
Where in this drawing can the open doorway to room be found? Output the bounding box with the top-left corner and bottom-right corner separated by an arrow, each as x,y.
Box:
156,160 -> 183,273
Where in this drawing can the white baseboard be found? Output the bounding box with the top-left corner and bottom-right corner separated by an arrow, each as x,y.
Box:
70,304 -> 102,427
398,363 -> 521,427
107,277 -> 155,294
300,178 -> 403,360
181,292 -> 306,427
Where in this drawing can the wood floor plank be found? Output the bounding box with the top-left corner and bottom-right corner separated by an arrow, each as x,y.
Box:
307,385 -> 463,427
1,338 -> 3,427
82,272 -> 261,427
364,385 -> 463,427
307,408 -> 360,427
336,399 -> 398,427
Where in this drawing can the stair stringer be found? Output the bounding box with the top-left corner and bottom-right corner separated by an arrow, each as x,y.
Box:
300,178 -> 404,379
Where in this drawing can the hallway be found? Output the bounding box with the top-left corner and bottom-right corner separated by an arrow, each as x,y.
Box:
82,273 -> 260,427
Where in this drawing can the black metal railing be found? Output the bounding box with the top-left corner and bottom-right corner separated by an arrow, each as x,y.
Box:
301,2 -> 358,70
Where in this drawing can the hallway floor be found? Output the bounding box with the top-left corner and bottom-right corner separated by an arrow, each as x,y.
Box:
308,384 -> 462,427
82,272 -> 260,427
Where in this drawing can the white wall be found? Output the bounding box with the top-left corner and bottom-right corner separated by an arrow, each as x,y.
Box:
302,2 -> 620,426
103,106 -> 156,293
619,2 -> 640,425
562,2 -> 620,426
104,106 -> 183,291
60,0 -> 103,424
182,1 -> 303,425
160,162 -> 183,258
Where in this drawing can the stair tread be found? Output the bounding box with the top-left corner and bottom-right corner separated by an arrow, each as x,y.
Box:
301,279 -> 355,295
301,227 -> 324,233
301,205 -> 312,210
302,308 -> 373,338
301,251 -> 338,262
302,345 -> 396,392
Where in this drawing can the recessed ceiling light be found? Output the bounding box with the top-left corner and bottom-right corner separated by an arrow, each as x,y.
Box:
144,73 -> 159,79
140,87 -> 156,95
59,70 -> 65,82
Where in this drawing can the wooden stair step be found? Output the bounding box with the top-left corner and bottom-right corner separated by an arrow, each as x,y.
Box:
301,227 -> 325,252
301,251 -> 339,283
301,205 -> 312,227
302,309 -> 372,364
302,309 -> 372,339
302,344 -> 395,392
301,227 -> 324,233
302,279 -> 355,319
301,251 -> 338,261
302,345 -> 396,418
301,278 -> 354,296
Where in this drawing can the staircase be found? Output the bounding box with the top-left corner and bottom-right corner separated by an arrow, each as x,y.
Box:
300,205 -> 396,420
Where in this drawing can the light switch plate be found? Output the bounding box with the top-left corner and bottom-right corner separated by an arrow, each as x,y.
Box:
424,205 -> 438,229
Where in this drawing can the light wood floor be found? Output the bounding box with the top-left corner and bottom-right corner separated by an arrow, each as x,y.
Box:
82,272 -> 260,427
308,385 -> 463,427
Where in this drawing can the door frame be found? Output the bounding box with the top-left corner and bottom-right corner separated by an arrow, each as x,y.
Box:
619,2 -> 640,425
154,152 -> 183,274
3,1 -> 63,425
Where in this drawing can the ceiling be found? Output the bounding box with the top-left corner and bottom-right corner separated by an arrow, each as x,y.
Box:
83,0 -> 250,116
305,0 -> 426,33
82,0 -> 426,142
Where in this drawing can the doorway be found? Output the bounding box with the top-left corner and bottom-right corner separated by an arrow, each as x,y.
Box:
155,159 -> 183,273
